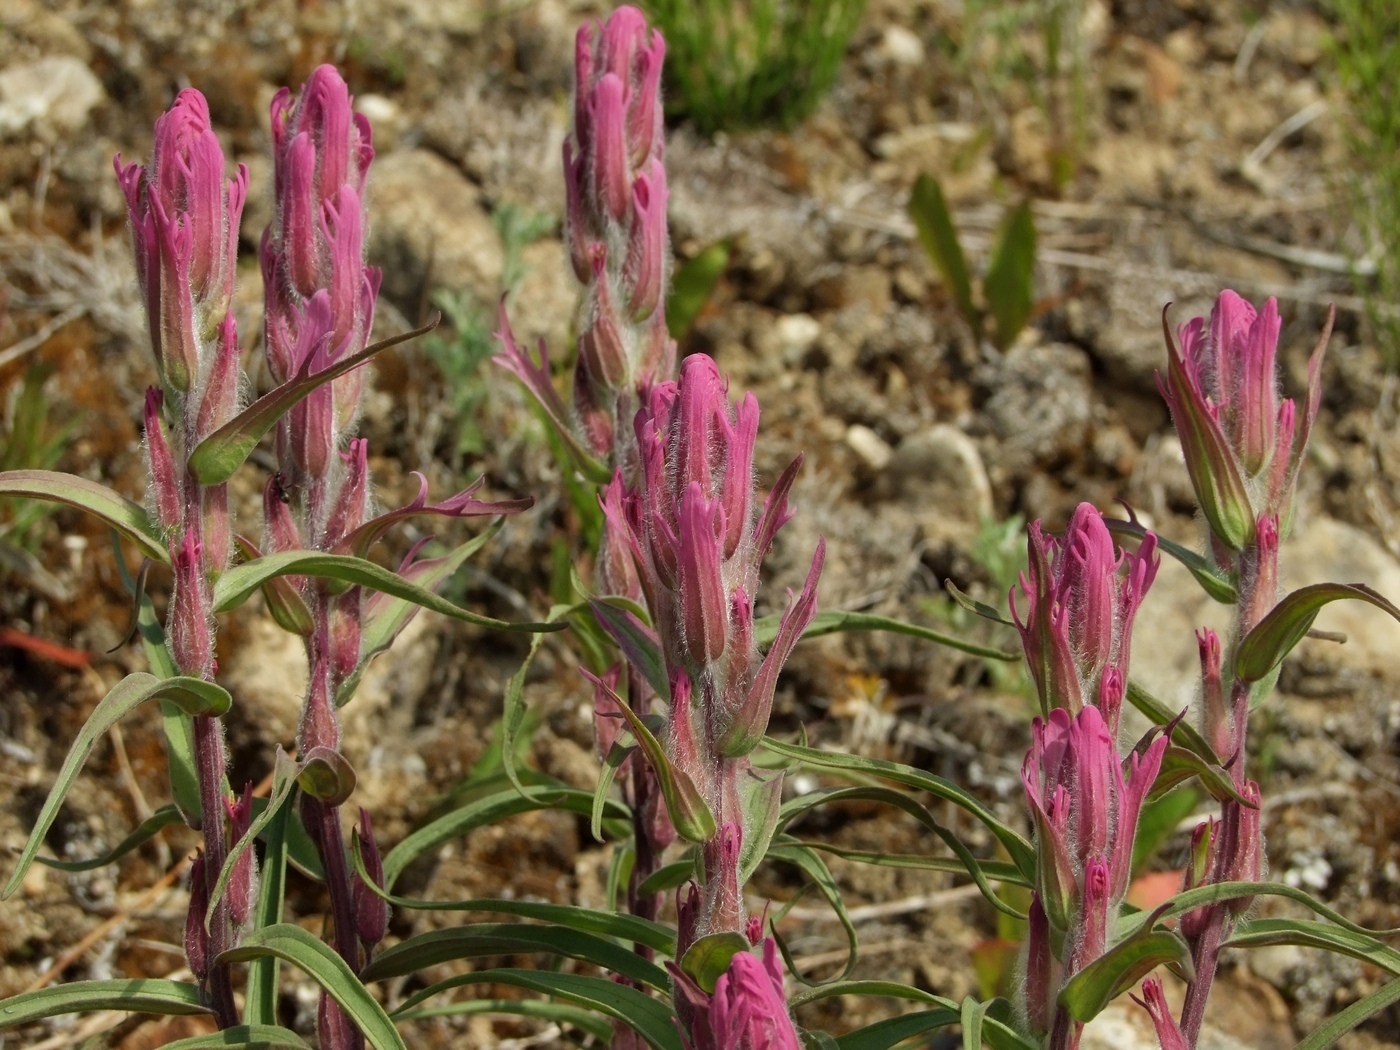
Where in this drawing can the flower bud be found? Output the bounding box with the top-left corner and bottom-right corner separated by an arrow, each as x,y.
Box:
1197,628 -> 1227,759
185,853 -> 210,983
1180,818 -> 1217,941
353,808 -> 390,948
1131,977 -> 1188,1050
223,783 -> 258,929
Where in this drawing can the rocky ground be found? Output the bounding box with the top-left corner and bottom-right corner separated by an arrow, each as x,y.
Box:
2,0 -> 1399,1047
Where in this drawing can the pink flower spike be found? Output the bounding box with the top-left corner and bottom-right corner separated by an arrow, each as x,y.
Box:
1062,504 -> 1117,683
1131,977 -> 1188,1050
1238,297 -> 1281,475
705,940 -> 801,1050
1109,732 -> 1169,901
720,392 -> 759,559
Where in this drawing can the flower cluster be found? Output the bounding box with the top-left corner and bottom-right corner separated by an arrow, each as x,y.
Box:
497,4 -> 674,478
1012,505 -> 1167,1044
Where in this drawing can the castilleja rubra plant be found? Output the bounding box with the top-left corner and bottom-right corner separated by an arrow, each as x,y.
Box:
11,11 -> 1400,1050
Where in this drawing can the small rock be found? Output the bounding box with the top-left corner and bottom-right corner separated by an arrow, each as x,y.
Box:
878,25 -> 926,68
773,313 -> 822,365
0,57 -> 105,140
369,149 -> 505,313
981,342 -> 1094,480
885,424 -> 993,542
846,424 -> 893,471
355,94 -> 403,152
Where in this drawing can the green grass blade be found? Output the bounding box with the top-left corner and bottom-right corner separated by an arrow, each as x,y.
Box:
1292,976 -> 1400,1050
161,1025 -> 311,1049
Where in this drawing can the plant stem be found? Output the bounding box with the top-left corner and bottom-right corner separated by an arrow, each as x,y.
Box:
192,713 -> 238,1028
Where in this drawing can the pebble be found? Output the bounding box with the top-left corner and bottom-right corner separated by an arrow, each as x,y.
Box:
774,312 -> 822,365
846,423 -> 893,471
0,57 -> 104,139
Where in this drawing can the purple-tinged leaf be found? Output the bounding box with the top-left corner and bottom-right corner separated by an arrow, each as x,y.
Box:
234,535 -> 313,636
588,596 -> 671,700
187,315 -> 440,485
1057,920 -> 1194,1023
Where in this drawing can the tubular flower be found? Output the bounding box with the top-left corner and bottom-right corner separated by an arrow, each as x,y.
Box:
1010,503 -> 1158,723
1132,978 -> 1189,1050
1159,291 -> 1333,550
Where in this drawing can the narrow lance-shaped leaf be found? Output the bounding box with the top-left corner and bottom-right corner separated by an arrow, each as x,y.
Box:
1057,923 -> 1194,1023
1103,516 -> 1237,604
389,968 -> 683,1050
159,1025 -> 311,1049
212,550 -> 564,635
0,979 -> 207,1029
36,804 -> 183,872
1291,977 -> 1400,1050
0,469 -> 167,563
188,316 -> 440,484
909,174 -> 978,335
754,608 -> 1018,661
3,673 -> 230,898
218,924 -> 407,1050
983,199 -> 1036,351
1235,582 -> 1400,684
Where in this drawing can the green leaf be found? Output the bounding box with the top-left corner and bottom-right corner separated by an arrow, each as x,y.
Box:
792,983 -> 1036,1050
668,239 -> 731,339
777,786 -> 1026,918
389,968 -> 683,1050
961,995 -> 987,1050
768,840 -> 859,983
3,672 -> 230,898
114,539 -> 204,827
0,978 -> 206,1028
360,922 -> 669,991
212,550 -> 563,635
1132,787 -> 1200,878
382,785 -> 629,891
0,469 -> 167,563
1152,746 -> 1255,807
762,738 -> 1036,879
349,845 -> 676,954
1118,880 -> 1400,943
218,924 -> 407,1050
234,535 -> 314,636
188,317 -> 440,485
160,1025 -> 311,1049
1057,927 -> 1194,1023
680,932 -> 751,994
588,670 -> 716,843
1235,582 -> 1400,684
245,796 -> 290,1027
909,174 -> 978,334
755,608 -> 1018,662
391,997 -> 612,1039
1103,517 -> 1237,604
35,803 -> 183,871
793,841 -> 1029,884
340,526 -> 503,706
1292,976 -> 1400,1050
737,767 -> 785,885
944,579 -> 1016,627
1126,679 -> 1221,765
983,200 -> 1037,351
499,601 -> 570,796
1224,918 -> 1400,977
593,735 -> 637,843
638,857 -> 695,897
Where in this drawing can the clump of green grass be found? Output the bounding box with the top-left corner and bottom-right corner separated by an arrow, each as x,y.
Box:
1327,0 -> 1400,367
641,0 -> 865,134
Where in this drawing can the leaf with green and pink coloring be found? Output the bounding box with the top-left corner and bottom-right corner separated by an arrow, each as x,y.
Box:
1235,581 -> 1400,684
0,469 -> 166,563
